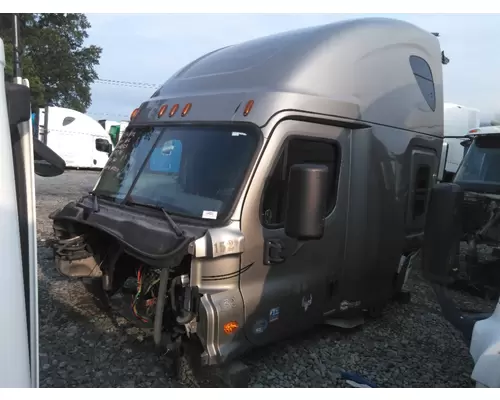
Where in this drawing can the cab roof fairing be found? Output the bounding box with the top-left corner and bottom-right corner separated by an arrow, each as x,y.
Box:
138,18 -> 443,137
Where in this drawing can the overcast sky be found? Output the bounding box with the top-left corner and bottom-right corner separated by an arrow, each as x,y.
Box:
84,13 -> 499,123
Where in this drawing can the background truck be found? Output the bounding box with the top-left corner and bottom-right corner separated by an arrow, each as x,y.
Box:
0,36 -> 65,388
439,103 -> 480,182
36,106 -> 113,169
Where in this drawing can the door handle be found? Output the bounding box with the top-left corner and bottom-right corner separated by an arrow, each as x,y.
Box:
264,239 -> 285,265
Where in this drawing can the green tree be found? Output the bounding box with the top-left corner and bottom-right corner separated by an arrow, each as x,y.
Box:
0,13 -> 102,112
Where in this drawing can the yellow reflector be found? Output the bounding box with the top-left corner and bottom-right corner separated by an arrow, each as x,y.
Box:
223,321 -> 239,335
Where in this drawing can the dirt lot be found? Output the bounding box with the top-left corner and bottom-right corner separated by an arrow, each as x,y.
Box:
35,170 -> 496,388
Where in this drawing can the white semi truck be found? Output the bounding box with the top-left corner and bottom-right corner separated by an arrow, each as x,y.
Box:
439,103 -> 480,182
0,37 -> 65,388
36,106 -> 113,170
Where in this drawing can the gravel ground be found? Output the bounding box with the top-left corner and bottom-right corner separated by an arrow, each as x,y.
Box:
36,170 -> 497,388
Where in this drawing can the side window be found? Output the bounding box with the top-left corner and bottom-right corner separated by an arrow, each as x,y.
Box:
406,150 -> 436,230
409,55 -> 436,112
62,116 -> 75,126
261,138 -> 338,226
411,165 -> 431,220
95,138 -> 111,153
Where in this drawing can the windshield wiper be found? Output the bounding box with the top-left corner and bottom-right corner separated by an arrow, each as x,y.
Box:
125,201 -> 184,238
87,191 -> 119,213
160,207 -> 184,238
87,191 -> 100,212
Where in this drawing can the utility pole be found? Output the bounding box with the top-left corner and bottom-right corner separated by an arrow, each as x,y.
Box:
12,13 -> 22,82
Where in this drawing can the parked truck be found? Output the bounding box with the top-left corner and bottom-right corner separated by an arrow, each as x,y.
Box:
422,140 -> 500,387
49,17 -> 447,386
442,129 -> 500,299
98,119 -> 129,148
0,37 -> 65,388
37,106 -> 113,170
439,103 -> 480,182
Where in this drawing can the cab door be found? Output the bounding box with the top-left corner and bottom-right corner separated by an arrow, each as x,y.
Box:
239,119 -> 349,346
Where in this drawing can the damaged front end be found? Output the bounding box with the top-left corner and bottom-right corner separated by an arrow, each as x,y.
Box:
48,122 -> 261,386
452,192 -> 500,299
422,182 -> 500,387
50,194 -> 204,345
49,194 -> 251,385
450,133 -> 500,299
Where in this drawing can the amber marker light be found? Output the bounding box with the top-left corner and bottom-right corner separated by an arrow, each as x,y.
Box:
169,104 -> 179,117
158,104 -> 168,118
243,100 -> 254,116
130,108 -> 140,121
181,103 -> 192,117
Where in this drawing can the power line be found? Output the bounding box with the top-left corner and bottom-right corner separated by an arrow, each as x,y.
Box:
94,78 -> 161,89
86,111 -> 131,120
89,79 -> 162,118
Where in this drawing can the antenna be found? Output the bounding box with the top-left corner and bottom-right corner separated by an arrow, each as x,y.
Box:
442,51 -> 450,65
431,31 -> 450,65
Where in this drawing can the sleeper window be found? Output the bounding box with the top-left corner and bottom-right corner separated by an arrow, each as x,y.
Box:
62,116 -> 75,126
409,55 -> 436,112
411,165 -> 431,220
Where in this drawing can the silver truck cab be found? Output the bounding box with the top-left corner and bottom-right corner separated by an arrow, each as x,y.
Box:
50,17 -> 444,386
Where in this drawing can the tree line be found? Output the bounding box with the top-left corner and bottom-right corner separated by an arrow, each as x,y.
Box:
0,13 -> 102,113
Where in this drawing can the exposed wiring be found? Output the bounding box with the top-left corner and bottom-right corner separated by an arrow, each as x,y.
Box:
131,266 -> 161,323
131,266 -> 149,323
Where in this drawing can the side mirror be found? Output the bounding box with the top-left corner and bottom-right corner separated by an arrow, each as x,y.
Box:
421,182 -> 464,285
6,82 -> 31,126
96,138 -> 112,154
33,136 -> 66,177
284,164 -> 329,240
6,82 -> 65,177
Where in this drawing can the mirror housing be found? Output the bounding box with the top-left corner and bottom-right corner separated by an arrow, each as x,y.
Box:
421,182 -> 464,285
96,138 -> 112,154
6,82 -> 31,126
284,163 -> 329,240
6,82 -> 65,177
33,137 -> 66,177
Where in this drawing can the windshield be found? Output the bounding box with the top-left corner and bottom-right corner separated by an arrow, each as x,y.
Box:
93,124 -> 260,220
455,136 -> 500,184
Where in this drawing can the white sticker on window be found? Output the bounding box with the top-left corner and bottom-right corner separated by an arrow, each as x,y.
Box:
232,132 -> 247,137
202,210 -> 218,219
